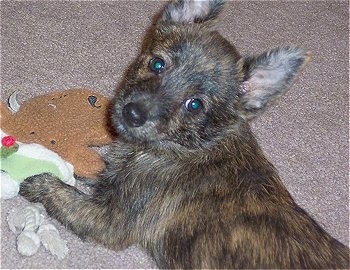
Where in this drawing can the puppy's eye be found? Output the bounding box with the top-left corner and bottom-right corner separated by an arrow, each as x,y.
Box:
185,98 -> 203,113
149,57 -> 165,73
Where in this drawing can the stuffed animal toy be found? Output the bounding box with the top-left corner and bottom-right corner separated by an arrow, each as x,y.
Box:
0,130 -> 75,199
0,88 -> 112,258
0,89 -> 113,179
0,130 -> 73,259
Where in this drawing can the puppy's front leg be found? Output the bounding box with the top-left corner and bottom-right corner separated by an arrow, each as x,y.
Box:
19,173 -> 126,249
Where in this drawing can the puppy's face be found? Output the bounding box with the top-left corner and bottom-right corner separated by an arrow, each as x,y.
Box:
112,0 -> 309,150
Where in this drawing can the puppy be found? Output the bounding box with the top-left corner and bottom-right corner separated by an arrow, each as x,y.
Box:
20,0 -> 350,268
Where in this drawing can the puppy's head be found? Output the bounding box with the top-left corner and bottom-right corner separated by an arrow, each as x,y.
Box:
112,0 -> 310,151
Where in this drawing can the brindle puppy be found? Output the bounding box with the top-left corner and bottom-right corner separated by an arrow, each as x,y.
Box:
20,0 -> 349,268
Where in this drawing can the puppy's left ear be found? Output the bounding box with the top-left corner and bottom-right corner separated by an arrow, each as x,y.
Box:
161,0 -> 225,24
236,46 -> 311,119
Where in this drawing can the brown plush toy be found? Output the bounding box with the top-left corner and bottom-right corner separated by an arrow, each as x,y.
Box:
0,89 -> 113,179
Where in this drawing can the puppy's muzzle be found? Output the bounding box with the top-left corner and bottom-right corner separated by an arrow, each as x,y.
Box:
122,102 -> 148,127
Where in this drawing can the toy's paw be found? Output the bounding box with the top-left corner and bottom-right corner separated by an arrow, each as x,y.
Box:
19,173 -> 61,203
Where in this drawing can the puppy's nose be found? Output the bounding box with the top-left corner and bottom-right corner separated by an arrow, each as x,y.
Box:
122,102 -> 147,127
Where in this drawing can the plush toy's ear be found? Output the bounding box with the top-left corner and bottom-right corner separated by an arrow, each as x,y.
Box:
236,46 -> 311,119
160,0 -> 224,24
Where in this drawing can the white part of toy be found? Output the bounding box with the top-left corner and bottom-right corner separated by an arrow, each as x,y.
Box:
7,207 -> 26,233
7,204 -> 69,259
38,224 -> 69,260
8,205 -> 44,257
22,205 -> 44,231
17,231 -> 41,256
0,129 -> 76,200
8,91 -> 20,113
0,171 -> 20,199
17,143 -> 76,186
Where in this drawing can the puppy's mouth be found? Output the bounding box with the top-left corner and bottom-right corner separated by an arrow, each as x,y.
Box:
117,118 -> 158,143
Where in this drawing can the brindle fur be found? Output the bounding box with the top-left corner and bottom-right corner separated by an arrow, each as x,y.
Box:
20,0 -> 349,268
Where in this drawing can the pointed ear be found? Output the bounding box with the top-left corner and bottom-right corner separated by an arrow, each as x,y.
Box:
236,46 -> 311,119
160,0 -> 225,24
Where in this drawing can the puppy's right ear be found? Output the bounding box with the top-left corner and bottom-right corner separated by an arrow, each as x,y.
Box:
160,0 -> 225,24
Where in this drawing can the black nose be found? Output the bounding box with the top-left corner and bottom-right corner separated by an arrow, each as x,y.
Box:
122,102 -> 147,127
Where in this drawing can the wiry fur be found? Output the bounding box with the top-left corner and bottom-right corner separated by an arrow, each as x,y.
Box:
20,0 -> 349,268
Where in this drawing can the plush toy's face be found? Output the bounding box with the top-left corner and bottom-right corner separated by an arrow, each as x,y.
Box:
3,89 -> 112,145
1,89 -> 113,178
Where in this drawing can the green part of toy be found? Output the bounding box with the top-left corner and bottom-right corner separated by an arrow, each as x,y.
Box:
0,153 -> 64,183
0,143 -> 19,158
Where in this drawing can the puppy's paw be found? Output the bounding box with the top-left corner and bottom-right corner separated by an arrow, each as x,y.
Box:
19,173 -> 61,203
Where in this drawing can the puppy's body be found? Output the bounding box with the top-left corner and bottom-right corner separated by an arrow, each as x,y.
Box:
20,0 -> 349,268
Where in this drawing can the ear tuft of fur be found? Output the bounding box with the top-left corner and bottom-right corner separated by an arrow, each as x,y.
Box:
161,0 -> 225,24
